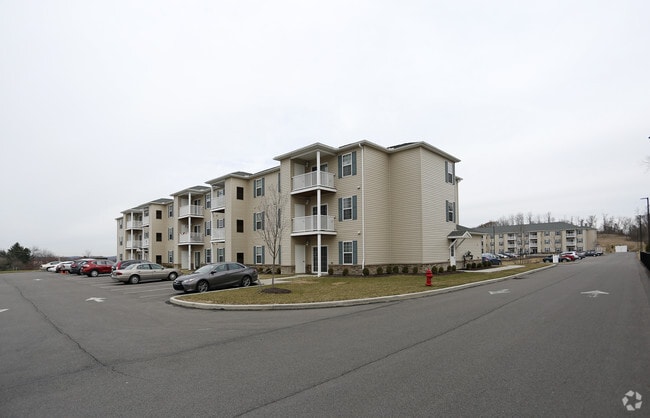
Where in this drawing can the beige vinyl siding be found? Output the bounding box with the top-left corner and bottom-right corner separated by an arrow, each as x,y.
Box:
359,146 -> 391,265
421,149 -> 457,263
388,147 -> 424,264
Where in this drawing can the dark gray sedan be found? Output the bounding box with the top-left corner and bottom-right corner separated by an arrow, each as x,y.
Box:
172,262 -> 258,293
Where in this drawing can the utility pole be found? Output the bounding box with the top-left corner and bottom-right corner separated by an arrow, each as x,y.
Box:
642,197 -> 650,252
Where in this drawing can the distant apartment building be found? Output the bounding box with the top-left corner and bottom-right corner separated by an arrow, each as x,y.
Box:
472,222 -> 599,255
116,140 -> 487,273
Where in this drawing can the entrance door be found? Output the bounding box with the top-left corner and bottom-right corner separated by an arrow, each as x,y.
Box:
312,246 -> 328,274
449,244 -> 456,267
194,251 -> 201,269
294,244 -> 305,274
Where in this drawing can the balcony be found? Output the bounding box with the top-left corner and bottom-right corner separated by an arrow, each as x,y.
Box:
179,205 -> 204,218
292,215 -> 336,235
142,216 -> 150,226
125,240 -> 142,249
126,220 -> 143,229
179,232 -> 204,245
291,171 -> 336,194
211,228 -> 226,242
211,195 -> 226,212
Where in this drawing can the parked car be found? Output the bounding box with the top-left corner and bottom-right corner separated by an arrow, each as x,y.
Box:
173,262 -> 258,293
69,259 -> 93,275
112,262 -> 180,284
81,259 -> 115,277
40,261 -> 60,271
481,253 -> 502,266
54,260 -> 74,272
561,251 -> 579,261
543,254 -> 570,263
112,259 -> 145,271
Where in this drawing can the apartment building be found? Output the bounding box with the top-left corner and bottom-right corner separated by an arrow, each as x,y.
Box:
116,198 -> 174,264
116,140 -> 480,273
472,222 -> 599,255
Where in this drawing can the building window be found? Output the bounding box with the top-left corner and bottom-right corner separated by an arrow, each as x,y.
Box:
118,219 -> 123,229
205,249 -> 212,264
217,218 -> 225,228
445,161 -> 455,184
339,240 -> 357,264
155,255 -> 162,264
168,227 -> 174,240
254,178 -> 265,197
168,251 -> 174,263
254,212 -> 264,230
237,219 -> 244,233
237,187 -> 244,200
205,221 -> 211,236
156,210 -> 162,219
205,194 -> 211,209
254,246 -> 265,264
446,200 -> 456,222
217,248 -> 225,263
168,205 -> 174,218
156,232 -> 162,242
339,196 -> 357,221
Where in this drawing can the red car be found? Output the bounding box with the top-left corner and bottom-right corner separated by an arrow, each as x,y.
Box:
81,259 -> 115,277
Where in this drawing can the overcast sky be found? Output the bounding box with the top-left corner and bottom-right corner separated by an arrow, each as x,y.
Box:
1,1 -> 649,257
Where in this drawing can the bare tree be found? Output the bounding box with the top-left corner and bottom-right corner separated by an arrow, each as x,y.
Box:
255,186 -> 289,288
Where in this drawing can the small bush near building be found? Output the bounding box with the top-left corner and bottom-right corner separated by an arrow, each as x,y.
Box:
412,266 -> 419,274
402,266 -> 409,274
328,268 -> 333,276
362,267 -> 369,276
376,266 -> 384,275
342,268 -> 349,276
438,266 -> 444,274
447,265 -> 452,272
392,266 -> 399,274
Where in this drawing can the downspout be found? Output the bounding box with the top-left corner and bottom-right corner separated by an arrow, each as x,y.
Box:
359,143 -> 365,270
316,151 -> 322,277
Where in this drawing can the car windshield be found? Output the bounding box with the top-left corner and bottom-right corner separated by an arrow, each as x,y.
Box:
194,264 -> 217,274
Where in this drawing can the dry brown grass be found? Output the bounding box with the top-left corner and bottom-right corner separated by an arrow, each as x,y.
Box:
178,263 -> 545,305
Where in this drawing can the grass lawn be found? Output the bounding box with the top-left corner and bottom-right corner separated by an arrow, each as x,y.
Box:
178,263 -> 547,305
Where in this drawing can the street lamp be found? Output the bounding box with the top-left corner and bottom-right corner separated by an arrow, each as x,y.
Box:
642,197 -> 650,252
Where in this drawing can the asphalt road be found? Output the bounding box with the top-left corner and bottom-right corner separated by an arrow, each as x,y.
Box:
1,253 -> 649,417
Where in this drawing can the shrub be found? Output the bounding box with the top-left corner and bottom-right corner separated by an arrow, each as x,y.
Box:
412,266 -> 419,274
276,267 -> 281,274
438,266 -> 444,274
471,262 -> 476,269
451,265 -> 456,272
328,268 -> 334,276
376,266 -> 384,275
342,268 -> 349,276
362,267 -> 369,276
402,266 -> 409,274
446,265 -> 452,272
392,266 -> 399,274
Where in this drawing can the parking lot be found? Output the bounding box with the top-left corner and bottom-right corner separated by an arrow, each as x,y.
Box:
44,270 -> 182,302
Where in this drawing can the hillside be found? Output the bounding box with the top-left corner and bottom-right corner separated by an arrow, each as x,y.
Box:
597,233 -> 643,253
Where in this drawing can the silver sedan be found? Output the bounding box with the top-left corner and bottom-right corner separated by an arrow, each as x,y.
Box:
111,262 -> 180,284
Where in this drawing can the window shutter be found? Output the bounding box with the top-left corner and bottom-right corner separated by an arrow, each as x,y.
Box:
338,198 -> 343,221
261,178 -> 265,196
261,211 -> 265,230
262,246 -> 265,264
445,200 -> 449,222
338,241 -> 343,264
253,214 -> 257,231
445,161 -> 449,183
453,202 -> 456,223
353,240 -> 358,264
351,151 -> 357,175
352,195 -> 357,220
337,155 -> 342,178
452,163 -> 455,185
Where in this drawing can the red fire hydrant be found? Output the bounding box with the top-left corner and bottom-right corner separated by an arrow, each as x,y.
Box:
425,268 -> 433,286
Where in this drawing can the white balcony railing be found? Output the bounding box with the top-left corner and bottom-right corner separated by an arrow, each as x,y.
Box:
126,240 -> 142,249
292,215 -> 335,234
292,171 -> 335,192
211,229 -> 226,241
179,232 -> 204,244
126,220 -> 143,229
142,238 -> 150,247
179,205 -> 204,218
211,195 -> 226,210
142,216 -> 150,226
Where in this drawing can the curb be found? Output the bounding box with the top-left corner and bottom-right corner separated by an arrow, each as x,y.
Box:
169,265 -> 554,311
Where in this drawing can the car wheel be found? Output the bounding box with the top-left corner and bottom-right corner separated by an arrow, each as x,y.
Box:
197,280 -> 209,293
167,272 -> 178,281
240,276 -> 251,287
129,275 -> 140,284
90,270 -> 99,277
